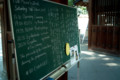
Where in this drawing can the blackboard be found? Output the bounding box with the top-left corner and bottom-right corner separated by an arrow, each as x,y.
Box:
8,0 -> 80,80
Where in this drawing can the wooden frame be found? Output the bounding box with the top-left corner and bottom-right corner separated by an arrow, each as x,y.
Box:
0,0 -> 16,80
88,0 -> 93,49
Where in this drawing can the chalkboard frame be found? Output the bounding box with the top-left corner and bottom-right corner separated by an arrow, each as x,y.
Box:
7,0 -> 79,80
7,0 -> 21,79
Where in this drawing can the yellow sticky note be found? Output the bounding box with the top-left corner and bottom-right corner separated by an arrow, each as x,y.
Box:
66,43 -> 70,56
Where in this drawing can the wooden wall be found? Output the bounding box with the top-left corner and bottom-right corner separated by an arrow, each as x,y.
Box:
88,0 -> 120,55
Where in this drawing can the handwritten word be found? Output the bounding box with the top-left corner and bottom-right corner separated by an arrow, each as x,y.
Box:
15,5 -> 28,13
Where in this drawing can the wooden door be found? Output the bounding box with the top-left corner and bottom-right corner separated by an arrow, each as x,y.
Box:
100,26 -> 107,49
91,26 -> 97,47
113,27 -> 119,51
106,27 -> 113,50
96,26 -> 101,47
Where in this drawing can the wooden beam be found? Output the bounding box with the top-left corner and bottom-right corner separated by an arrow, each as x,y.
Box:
88,0 -> 93,49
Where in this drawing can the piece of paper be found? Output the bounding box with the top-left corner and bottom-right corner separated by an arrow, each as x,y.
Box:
70,45 -> 79,65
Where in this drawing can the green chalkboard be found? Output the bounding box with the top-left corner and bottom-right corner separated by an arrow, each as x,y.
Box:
8,0 -> 80,80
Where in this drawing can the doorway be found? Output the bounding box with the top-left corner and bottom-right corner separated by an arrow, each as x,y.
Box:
77,6 -> 88,44
0,4 -> 3,80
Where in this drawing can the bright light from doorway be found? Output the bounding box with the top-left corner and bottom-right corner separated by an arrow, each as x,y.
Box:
81,51 -> 95,56
98,54 -> 106,57
84,57 -> 96,60
105,63 -> 120,67
0,53 -> 2,56
102,58 -> 113,61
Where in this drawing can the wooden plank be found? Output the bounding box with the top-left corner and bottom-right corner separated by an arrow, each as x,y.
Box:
106,27 -> 113,49
91,27 -> 97,47
88,0 -> 93,49
96,26 -> 101,47
100,26 -> 107,48
113,27 -> 119,51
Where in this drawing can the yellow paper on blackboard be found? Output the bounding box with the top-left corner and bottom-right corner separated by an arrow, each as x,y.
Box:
66,43 -> 70,56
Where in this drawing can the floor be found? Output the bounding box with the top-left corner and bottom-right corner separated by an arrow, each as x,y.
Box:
68,41 -> 120,80
0,58 -> 7,80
